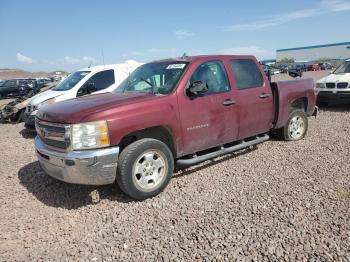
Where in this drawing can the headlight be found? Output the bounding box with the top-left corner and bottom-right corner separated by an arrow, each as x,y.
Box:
316,83 -> 325,89
36,98 -> 56,110
71,120 -> 110,150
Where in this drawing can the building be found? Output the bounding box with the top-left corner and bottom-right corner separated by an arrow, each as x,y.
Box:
276,42 -> 350,62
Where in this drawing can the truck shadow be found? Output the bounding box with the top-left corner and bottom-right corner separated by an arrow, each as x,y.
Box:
18,148 -> 257,209
173,147 -> 257,178
19,128 -> 36,139
18,161 -> 133,209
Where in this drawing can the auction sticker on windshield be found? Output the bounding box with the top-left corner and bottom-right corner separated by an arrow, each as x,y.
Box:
166,64 -> 186,69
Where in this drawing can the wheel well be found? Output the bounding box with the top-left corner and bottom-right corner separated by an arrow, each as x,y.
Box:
291,97 -> 308,112
119,126 -> 176,157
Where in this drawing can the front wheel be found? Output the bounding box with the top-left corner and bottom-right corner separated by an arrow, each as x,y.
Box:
116,138 -> 174,200
277,110 -> 308,141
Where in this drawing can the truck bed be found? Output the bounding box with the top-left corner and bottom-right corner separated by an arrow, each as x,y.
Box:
270,78 -> 315,129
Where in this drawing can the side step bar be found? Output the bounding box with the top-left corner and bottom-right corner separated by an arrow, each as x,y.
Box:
176,134 -> 270,166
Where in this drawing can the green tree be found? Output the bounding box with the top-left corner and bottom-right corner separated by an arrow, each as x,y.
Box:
277,57 -> 295,64
313,57 -> 332,64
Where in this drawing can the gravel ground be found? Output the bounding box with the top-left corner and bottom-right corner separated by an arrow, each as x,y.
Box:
1,71 -> 349,261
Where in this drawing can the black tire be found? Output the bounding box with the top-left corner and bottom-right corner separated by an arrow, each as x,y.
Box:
116,138 -> 174,200
277,110 -> 308,141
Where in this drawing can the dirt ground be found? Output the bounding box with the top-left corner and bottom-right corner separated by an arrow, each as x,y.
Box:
0,70 -> 349,261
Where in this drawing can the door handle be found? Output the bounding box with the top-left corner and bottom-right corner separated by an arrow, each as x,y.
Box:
259,93 -> 271,99
223,99 -> 236,106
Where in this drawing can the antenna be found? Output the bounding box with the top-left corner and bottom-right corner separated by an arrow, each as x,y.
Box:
101,49 -> 105,67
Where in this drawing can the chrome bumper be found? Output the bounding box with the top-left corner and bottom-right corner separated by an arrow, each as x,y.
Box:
34,136 -> 119,185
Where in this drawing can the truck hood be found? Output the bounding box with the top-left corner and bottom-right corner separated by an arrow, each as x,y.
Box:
29,89 -> 64,105
317,73 -> 350,83
36,92 -> 156,124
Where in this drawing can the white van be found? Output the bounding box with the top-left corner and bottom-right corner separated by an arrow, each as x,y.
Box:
24,61 -> 142,129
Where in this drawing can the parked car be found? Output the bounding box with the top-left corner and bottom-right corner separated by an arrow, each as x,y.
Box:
36,78 -> 52,88
316,59 -> 350,105
262,65 -> 280,76
34,55 -> 317,200
278,64 -> 289,73
0,83 -> 55,123
318,63 -> 333,70
307,64 -> 321,71
24,61 -> 142,130
0,79 -> 39,99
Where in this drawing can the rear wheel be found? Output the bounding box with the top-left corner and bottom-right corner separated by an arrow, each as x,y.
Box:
277,110 -> 308,141
116,138 -> 174,200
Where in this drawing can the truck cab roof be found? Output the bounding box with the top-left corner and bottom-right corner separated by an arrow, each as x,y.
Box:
152,55 -> 258,64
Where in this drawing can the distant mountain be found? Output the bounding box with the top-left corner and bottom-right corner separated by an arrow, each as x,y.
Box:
0,69 -> 69,80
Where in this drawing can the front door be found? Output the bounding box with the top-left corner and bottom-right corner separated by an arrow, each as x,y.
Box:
177,60 -> 239,156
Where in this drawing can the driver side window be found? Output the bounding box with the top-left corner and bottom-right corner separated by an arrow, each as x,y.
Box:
77,69 -> 115,96
4,80 -> 16,87
190,61 -> 230,95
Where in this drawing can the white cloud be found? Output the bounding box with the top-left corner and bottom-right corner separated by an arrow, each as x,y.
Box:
223,9 -> 317,31
175,30 -> 193,40
64,56 -> 96,64
224,0 -> 350,31
64,56 -> 80,64
221,46 -> 271,56
16,53 -> 35,64
321,0 -> 350,11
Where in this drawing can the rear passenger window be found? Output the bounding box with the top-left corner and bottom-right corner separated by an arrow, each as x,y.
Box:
230,59 -> 263,89
87,69 -> 115,91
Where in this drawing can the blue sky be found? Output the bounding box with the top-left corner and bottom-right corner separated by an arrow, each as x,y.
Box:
1,0 -> 349,72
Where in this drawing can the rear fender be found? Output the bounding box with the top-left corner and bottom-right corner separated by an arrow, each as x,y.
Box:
272,79 -> 315,129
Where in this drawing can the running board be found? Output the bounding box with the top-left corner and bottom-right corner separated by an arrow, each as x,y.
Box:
176,134 -> 269,166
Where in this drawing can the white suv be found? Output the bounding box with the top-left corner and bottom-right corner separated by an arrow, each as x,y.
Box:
316,59 -> 350,105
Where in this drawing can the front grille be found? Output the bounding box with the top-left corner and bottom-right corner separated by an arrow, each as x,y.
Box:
326,83 -> 335,88
35,118 -> 70,150
337,82 -> 348,89
319,91 -> 333,94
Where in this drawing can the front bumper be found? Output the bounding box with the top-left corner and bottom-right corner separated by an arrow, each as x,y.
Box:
317,91 -> 350,105
34,136 -> 119,185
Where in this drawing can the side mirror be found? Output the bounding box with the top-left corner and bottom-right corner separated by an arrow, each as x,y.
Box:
86,82 -> 97,94
187,81 -> 208,97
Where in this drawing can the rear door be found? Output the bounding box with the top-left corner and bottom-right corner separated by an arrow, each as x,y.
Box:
177,60 -> 239,155
229,59 -> 273,139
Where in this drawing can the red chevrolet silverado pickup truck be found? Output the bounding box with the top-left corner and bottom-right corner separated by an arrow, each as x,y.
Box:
34,55 -> 317,199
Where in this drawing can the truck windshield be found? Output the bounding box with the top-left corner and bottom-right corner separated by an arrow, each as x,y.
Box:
115,62 -> 189,95
52,71 -> 90,91
333,61 -> 350,74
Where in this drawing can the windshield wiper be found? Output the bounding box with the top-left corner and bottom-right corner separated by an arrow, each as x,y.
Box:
140,77 -> 155,94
